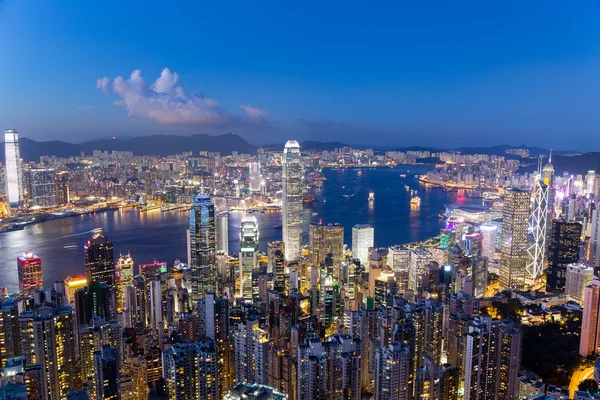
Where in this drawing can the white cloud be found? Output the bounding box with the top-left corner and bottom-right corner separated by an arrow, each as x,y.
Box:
98,68 -> 269,128
96,77 -> 110,94
240,105 -> 269,118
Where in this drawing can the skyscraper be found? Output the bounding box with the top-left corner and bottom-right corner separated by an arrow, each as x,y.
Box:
480,224 -> 497,260
26,168 -> 57,208
17,252 -> 43,296
217,211 -> 229,254
55,171 -> 70,206
162,341 -> 219,399
526,162 -> 549,282
189,193 -> 217,302
239,216 -> 259,300
546,220 -> 582,292
84,233 -> 115,290
589,206 -> 600,267
309,222 -> 344,267
352,224 -> 374,266
249,162 -> 261,192
282,140 -> 303,262
374,342 -> 411,400
499,188 -> 530,290
4,129 -> 24,207
116,254 -> 134,313
580,279 -> 600,357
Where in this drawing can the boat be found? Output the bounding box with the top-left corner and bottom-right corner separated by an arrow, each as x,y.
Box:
358,170 -> 362,176
404,185 -> 410,191
0,223 -> 25,233
438,212 -> 447,219
410,196 -> 421,206
368,192 -> 375,201
399,174 -> 407,178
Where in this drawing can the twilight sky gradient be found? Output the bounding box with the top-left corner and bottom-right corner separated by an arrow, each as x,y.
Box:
1,1 -> 600,149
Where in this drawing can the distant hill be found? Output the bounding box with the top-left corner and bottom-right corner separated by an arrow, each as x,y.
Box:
0,133 -> 256,162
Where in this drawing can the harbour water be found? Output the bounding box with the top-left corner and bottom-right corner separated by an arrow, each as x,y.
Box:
0,165 -> 479,291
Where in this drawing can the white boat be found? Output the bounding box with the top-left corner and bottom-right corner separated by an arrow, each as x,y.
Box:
410,196 -> 421,206
369,192 -> 375,201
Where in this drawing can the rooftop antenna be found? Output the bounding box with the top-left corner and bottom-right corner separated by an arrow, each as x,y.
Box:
549,149 -> 552,163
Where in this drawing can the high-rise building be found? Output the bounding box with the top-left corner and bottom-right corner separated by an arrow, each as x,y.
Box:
249,162 -> 261,192
233,317 -> 270,385
374,342 -> 411,400
239,216 -> 259,300
4,129 -> 24,207
26,168 -> 57,208
580,279 -> 600,357
352,224 -> 374,266
565,263 -> 595,305
217,211 -> 229,255
94,345 -> 120,400
282,140 -> 303,262
17,252 -> 43,296
309,222 -> 344,267
297,336 -> 344,400
0,300 -> 20,368
480,224 -> 497,260
546,220 -> 582,292
64,275 -> 87,305
499,188 -> 530,290
526,164 -> 549,282
189,193 -> 216,302
84,233 -> 115,290
589,207 -> 600,267
116,254 -> 134,313
55,171 -> 70,206
162,341 -> 218,400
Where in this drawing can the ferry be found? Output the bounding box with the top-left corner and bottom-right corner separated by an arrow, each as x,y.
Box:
368,192 -> 375,201
399,174 -> 407,178
410,196 -> 421,206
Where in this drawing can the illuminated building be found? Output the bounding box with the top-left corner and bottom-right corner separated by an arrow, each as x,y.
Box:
565,263 -> 595,305
374,342 -> 411,400
162,340 -> 218,400
580,279 -> 600,357
388,245 -> 410,272
272,249 -> 286,294
239,216 -> 259,300
74,281 -> 116,325
84,233 -> 115,290
526,161 -> 549,283
499,188 -> 530,290
249,162 -> 261,192
17,252 -> 42,296
55,171 -> 70,206
64,275 -> 87,304
309,222 -> 344,267
409,248 -> 433,292
225,383 -> 288,400
18,303 -> 77,399
233,317 -> 269,385
545,220 -> 582,292
589,206 -> 600,267
138,260 -> 167,281
297,336 -> 344,400
480,224 -> 497,260
0,300 -> 19,368
78,318 -> 121,394
4,129 -> 24,207
25,168 -> 57,208
217,211 -> 229,254
116,254 -> 134,313
121,356 -> 150,400
352,224 -> 374,267
94,345 -> 120,400
189,193 -> 217,303
282,140 -> 303,262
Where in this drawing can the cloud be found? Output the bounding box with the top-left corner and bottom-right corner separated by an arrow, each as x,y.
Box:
97,68 -> 269,128
96,77 -> 110,94
240,105 -> 269,118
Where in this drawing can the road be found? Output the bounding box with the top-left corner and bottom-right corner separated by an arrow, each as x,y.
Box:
569,366 -> 595,398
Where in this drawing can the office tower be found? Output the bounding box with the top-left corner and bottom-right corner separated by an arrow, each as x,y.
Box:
526,162 -> 549,282
217,211 -> 229,254
4,129 -> 23,207
268,241 -> 285,272
233,317 -> 269,385
239,216 -> 259,300
589,207 -> 600,267
580,279 -> 600,357
138,260 -> 167,281
84,233 -> 115,290
64,275 -> 87,305
0,300 -> 20,368
17,252 -> 43,296
198,293 -> 234,397
94,345 -> 119,400
565,263 -> 595,304
116,254 -> 134,313
74,282 -> 116,325
309,222 -> 344,267
588,170 -> 597,196
18,303 -> 77,398
374,342 -> 411,400
189,193 -> 217,302
499,188 -> 530,290
352,224 -> 374,266
388,245 -> 410,272
480,224 -> 497,260
55,170 -> 70,206
149,280 -> 162,333
272,250 -> 286,294
297,336 -> 344,400
249,162 -> 261,192
26,168 -> 57,208
546,220 -> 582,292
409,248 -> 433,292
162,340 -> 218,400
282,140 -> 303,262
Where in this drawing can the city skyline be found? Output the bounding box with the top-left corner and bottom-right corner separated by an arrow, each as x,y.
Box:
2,2 -> 600,148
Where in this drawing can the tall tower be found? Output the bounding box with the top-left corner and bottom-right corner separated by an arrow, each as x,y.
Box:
309,222 -> 344,267
526,158 -> 549,283
282,140 -> 303,262
216,211 -> 229,254
580,279 -> 600,357
239,216 -> 259,300
352,224 -> 374,266
249,162 -> 261,192
17,252 -> 43,296
189,193 -> 217,303
84,233 -> 115,290
26,168 -> 57,208
499,188 -> 530,290
55,171 -> 70,206
4,129 -> 24,207
116,253 -> 134,313
545,220 -> 582,292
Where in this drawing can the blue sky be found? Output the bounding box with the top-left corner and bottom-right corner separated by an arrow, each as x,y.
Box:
1,1 -> 600,149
